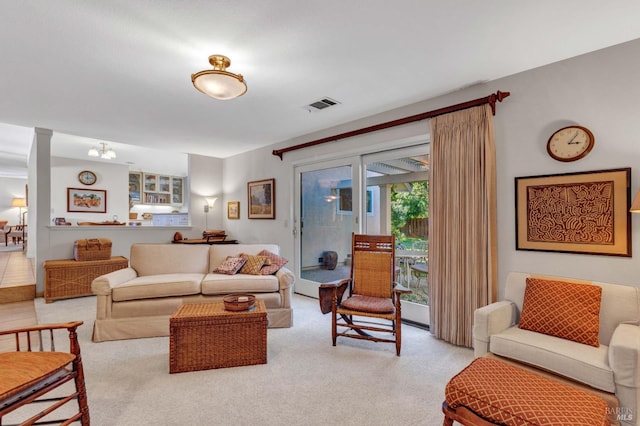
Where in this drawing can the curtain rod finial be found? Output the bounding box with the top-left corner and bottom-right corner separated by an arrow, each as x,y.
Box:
489,90 -> 510,114
496,91 -> 510,102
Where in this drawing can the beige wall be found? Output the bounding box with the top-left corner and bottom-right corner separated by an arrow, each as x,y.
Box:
223,38 -> 640,297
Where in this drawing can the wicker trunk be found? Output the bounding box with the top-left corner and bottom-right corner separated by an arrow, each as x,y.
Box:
74,238 -> 112,261
170,300 -> 267,373
44,256 -> 128,303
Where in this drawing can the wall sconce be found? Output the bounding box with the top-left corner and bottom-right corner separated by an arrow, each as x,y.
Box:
204,197 -> 217,230
204,197 -> 218,213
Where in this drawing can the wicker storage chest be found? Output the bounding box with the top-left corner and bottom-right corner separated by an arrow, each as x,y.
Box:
74,238 -> 112,261
44,256 -> 128,303
170,300 -> 267,373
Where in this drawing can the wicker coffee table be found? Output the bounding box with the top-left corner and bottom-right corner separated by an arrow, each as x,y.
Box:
169,300 -> 267,373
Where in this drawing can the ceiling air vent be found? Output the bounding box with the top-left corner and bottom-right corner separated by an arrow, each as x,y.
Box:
304,97 -> 341,113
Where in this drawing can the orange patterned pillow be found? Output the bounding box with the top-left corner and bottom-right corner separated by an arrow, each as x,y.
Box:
238,253 -> 268,275
519,278 -> 601,347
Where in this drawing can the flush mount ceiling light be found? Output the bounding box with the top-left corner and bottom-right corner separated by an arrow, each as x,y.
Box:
88,142 -> 116,159
191,55 -> 247,100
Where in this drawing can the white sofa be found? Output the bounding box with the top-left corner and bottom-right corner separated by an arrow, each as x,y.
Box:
91,243 -> 294,342
473,271 -> 640,426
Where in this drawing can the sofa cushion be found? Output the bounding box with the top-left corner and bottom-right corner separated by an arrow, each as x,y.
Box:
131,244 -> 210,276
112,273 -> 203,302
201,273 -> 279,295
519,277 -> 602,347
258,249 -> 289,275
490,326 -> 614,392
213,256 -> 246,275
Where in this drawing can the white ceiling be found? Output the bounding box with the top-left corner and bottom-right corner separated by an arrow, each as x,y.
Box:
2,1 -> 640,177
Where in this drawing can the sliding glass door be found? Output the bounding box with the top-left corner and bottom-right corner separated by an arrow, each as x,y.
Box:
363,146 -> 430,325
293,146 -> 429,326
294,158 -> 360,298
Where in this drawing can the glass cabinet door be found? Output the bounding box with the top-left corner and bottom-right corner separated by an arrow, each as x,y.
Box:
159,175 -> 171,193
129,172 -> 142,202
172,177 -> 183,204
144,173 -> 157,192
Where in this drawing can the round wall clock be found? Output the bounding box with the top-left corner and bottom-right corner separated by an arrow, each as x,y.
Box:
78,170 -> 97,185
546,125 -> 595,162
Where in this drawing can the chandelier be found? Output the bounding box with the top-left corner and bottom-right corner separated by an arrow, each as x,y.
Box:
88,142 -> 116,159
191,55 -> 247,100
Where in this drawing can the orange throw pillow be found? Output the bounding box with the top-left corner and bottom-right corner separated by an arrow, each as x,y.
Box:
238,254 -> 268,275
519,277 -> 602,347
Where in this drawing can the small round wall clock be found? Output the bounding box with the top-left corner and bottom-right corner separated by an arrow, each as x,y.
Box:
546,125 -> 595,162
78,170 -> 97,185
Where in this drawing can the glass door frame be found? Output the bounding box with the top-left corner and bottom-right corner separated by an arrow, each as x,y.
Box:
293,156 -> 361,298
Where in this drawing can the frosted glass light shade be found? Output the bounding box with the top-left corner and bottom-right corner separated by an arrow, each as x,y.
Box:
192,55 -> 247,100
205,197 -> 217,208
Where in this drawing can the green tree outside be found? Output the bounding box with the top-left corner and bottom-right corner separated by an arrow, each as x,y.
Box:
391,181 -> 429,246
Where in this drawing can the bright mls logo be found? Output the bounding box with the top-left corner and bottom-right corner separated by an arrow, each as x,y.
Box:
607,407 -> 633,422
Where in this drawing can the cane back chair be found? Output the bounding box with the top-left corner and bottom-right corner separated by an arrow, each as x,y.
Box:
0,321 -> 90,425
319,233 -> 411,356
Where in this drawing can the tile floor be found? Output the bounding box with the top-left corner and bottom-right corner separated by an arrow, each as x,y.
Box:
0,251 -> 37,350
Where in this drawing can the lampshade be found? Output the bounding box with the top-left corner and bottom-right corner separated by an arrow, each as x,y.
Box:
88,142 -> 116,159
11,198 -> 27,208
192,55 -> 247,100
630,190 -> 640,212
205,197 -> 218,208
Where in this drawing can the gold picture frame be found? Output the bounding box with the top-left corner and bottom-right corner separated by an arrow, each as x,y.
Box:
515,168 -> 631,256
248,178 -> 275,219
227,201 -> 240,219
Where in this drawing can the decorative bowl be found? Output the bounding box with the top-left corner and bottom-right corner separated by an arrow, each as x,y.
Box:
223,294 -> 256,311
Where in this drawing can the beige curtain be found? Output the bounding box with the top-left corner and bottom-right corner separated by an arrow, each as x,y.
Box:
428,104 -> 497,347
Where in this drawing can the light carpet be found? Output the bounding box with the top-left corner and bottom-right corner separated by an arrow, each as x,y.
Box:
13,294 -> 473,425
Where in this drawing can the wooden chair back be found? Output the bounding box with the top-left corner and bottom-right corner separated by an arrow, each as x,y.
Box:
351,234 -> 395,299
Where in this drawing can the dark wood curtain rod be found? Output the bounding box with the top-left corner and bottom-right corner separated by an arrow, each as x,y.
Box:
272,90 -> 510,159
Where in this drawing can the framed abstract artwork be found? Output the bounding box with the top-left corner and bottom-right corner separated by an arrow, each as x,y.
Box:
67,188 -> 107,213
248,178 -> 275,219
515,168 -> 631,256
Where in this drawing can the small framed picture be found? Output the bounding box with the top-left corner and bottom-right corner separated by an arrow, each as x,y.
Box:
227,201 -> 240,219
67,188 -> 107,213
248,178 -> 275,219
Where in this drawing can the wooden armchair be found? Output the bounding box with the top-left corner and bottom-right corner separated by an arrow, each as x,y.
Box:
319,233 -> 411,356
3,224 -> 26,246
0,321 -> 90,425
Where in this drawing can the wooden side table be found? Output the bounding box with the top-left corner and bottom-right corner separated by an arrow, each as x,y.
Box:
44,256 -> 128,303
170,300 -> 267,373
